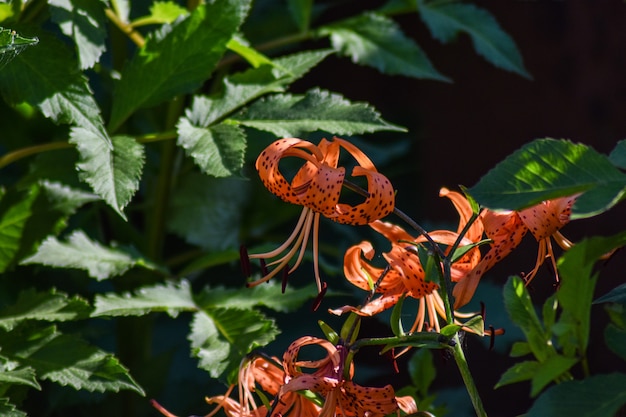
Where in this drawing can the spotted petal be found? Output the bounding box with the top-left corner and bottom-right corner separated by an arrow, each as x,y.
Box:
518,195 -> 576,241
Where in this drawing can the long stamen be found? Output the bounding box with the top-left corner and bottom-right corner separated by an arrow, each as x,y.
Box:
249,208 -> 310,260
287,210 -> 315,273
312,213 -> 323,293
552,230 -> 574,250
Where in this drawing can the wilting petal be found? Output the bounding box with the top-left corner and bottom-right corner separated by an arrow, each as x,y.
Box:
518,195 -> 577,241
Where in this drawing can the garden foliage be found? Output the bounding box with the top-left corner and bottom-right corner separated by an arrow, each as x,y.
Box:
0,0 -> 625,416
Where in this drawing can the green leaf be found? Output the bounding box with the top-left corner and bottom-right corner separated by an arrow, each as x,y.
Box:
0,361 -> 40,390
408,349 -> 436,396
71,132 -> 145,219
195,281 -> 316,313
527,373 -> 626,417
418,1 -> 530,78
166,173 -> 249,251
595,283 -> 626,305
232,88 -> 406,137
390,293 -> 406,337
319,12 -> 448,81
503,276 -> 551,361
530,354 -> 578,397
605,323 -> 626,362
131,1 -> 189,26
49,0 -> 107,69
495,360 -> 539,388
92,280 -> 196,318
0,26 -> 38,70
0,398 -> 27,417
177,120 -> 246,177
21,230 -> 161,280
188,308 -> 279,382
0,30 -> 108,141
0,288 -> 90,331
109,0 -> 251,131
0,324 -> 144,395
287,0 -> 312,32
0,182 -> 97,272
226,35 -> 274,68
468,138 -> 626,219
609,139 -> 626,169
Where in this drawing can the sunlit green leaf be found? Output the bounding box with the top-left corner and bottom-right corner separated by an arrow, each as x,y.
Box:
226,35 -> 273,68
109,0 -> 251,131
232,88 -> 406,136
0,288 -> 90,331
131,1 -> 189,26
527,373 -> 626,417
319,12 -> 448,81
21,230 -> 161,280
92,280 -> 196,317
468,138 -> 626,219
189,308 -> 279,382
0,26 -> 38,69
49,0 -> 107,69
418,0 -> 530,78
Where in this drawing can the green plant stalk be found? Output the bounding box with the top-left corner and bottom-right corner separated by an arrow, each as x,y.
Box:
0,142 -> 72,169
452,333 -> 488,417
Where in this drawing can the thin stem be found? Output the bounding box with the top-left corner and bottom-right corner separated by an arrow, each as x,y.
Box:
105,8 -> 145,48
452,333 -> 488,417
0,142 -> 72,169
351,332 -> 453,351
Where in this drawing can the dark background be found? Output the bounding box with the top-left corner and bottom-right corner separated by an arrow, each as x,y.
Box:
292,1 -> 626,416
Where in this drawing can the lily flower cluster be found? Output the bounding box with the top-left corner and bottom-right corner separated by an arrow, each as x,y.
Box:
154,137 -> 579,417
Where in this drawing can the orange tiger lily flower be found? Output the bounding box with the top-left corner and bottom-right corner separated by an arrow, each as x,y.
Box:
247,137 -> 395,294
452,195 -> 578,308
278,336 -> 417,417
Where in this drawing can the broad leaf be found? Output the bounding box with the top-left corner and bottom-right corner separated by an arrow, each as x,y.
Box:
319,12 -> 448,81
109,0 -> 251,131
166,173 -> 249,251
418,1 -> 530,78
530,354 -> 578,397
177,120 -> 247,177
71,131 -> 145,219
21,230 -> 160,280
0,185 -> 39,271
0,324 -> 144,395
0,359 -> 40,390
495,360 -> 539,388
609,139 -> 626,169
226,35 -> 274,68
287,0 -> 312,32
231,88 -> 406,136
195,281 -> 317,312
92,280 -> 196,318
188,308 -> 279,382
527,373 -> 626,417
0,288 -> 90,331
468,138 -> 626,219
49,0 -> 107,69
0,398 -> 27,417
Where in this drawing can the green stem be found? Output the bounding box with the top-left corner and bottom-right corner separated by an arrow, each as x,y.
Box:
0,142 -> 72,169
351,332 -> 453,351
452,333 -> 488,417
105,8 -> 145,48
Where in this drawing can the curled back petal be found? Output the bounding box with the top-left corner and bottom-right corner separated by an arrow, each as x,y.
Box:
369,220 -> 415,244
383,247 -> 438,298
333,166 -> 395,225
298,164 -> 345,216
439,187 -> 484,240
518,195 -> 577,241
333,136 -> 377,171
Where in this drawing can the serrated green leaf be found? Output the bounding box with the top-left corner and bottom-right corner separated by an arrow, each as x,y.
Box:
495,360 -> 539,389
109,0 -> 251,131
49,0 -> 107,69
189,308 -> 279,382
319,12 -> 448,81
0,398 -> 27,417
0,30 -> 108,140
177,120 -> 246,177
287,0 -> 312,32
195,281 -> 316,313
0,184 -> 39,271
21,230 -> 160,280
92,280 -> 196,317
131,1 -> 189,26
0,361 -> 40,390
418,1 -> 530,78
232,88 -> 405,136
0,288 -> 90,330
527,373 -> 626,417
468,138 -> 626,219
166,173 -> 249,251
609,139 -> 626,169
0,324 -> 144,395
71,131 -> 145,219
0,26 -> 38,70
503,276 -> 551,362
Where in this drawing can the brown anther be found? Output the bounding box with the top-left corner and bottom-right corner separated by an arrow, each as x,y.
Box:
240,245 -> 251,277
259,258 -> 268,276
311,281 -> 328,311
281,266 -> 289,293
